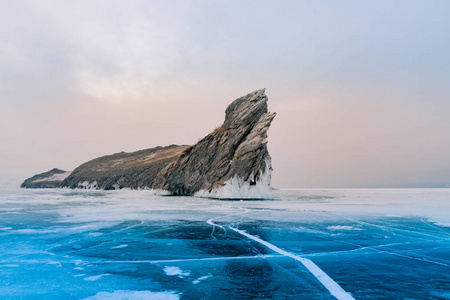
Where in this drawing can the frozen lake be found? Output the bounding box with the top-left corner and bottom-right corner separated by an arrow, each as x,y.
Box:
0,188 -> 449,299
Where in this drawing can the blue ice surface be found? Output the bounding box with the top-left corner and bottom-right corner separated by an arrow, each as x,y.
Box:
0,188 -> 449,299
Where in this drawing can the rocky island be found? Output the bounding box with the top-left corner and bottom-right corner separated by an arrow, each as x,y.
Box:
20,168 -> 71,189
21,89 -> 276,198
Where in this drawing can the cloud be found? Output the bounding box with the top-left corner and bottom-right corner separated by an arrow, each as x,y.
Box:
1,1 -> 450,187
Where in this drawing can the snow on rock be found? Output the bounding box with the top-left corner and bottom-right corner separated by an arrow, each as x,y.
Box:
195,159 -> 273,199
33,171 -> 71,183
20,168 -> 72,188
77,181 -> 99,189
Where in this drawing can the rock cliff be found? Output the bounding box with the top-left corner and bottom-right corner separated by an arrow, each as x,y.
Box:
23,89 -> 276,198
152,89 -> 276,197
21,168 -> 71,188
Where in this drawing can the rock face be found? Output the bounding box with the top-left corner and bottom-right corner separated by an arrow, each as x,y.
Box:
152,88 -> 276,196
23,89 -> 276,198
61,145 -> 188,190
21,168 -> 71,188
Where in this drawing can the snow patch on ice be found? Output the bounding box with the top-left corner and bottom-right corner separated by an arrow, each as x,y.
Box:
74,260 -> 83,265
13,222 -> 116,235
83,290 -> 181,300
84,274 -> 111,281
47,261 -> 62,267
195,159 -> 273,199
327,226 -> 362,231
111,244 -> 128,249
430,291 -> 450,299
163,266 -> 191,278
141,188 -> 173,196
433,221 -> 450,228
192,274 -> 212,284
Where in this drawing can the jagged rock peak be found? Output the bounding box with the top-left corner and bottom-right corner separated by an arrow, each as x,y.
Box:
224,88 -> 268,128
152,88 -> 276,198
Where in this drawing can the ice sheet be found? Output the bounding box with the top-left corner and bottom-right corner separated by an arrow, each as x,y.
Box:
0,187 -> 449,299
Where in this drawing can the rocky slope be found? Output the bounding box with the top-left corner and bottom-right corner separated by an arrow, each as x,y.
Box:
21,168 -> 71,188
61,145 -> 188,190
23,89 -> 276,197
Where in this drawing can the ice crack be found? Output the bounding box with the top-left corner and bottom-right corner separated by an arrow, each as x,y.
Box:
228,226 -> 355,300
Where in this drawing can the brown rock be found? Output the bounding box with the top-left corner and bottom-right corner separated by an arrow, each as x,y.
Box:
152,89 -> 276,195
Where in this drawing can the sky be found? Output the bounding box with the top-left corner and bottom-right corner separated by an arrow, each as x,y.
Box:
1,0 -> 450,188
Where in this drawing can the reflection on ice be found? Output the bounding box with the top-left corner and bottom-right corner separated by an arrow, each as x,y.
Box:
0,188 -> 449,299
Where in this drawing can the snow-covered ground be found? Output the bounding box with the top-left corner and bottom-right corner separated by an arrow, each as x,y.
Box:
0,188 -> 449,299
32,171 -> 72,183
